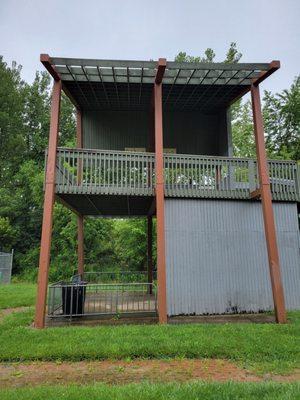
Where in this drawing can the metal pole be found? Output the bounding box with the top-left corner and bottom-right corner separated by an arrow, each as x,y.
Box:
147,216 -> 153,294
250,83 -> 287,324
76,109 -> 84,276
154,59 -> 167,323
35,80 -> 62,328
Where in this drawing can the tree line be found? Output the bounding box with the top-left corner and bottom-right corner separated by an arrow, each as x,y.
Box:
0,44 -> 299,281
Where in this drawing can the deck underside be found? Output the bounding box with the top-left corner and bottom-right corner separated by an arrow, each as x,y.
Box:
57,194 -> 154,216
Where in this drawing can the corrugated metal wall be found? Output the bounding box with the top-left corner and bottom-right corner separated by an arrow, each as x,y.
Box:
82,110 -> 230,155
165,200 -> 300,315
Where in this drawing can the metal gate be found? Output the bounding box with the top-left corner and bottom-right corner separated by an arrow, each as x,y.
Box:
0,250 -> 14,284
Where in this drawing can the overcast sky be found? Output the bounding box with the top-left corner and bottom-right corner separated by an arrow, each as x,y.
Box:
1,0 -> 299,94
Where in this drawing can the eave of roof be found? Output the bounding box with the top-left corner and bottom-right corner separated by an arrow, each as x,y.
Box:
41,55 -> 280,112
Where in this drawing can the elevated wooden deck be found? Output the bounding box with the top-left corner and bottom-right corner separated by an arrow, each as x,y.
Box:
50,148 -> 299,216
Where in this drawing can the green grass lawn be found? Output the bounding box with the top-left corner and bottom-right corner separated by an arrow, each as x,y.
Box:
1,382 -> 300,400
0,284 -> 299,375
0,283 -> 36,309
0,308 -> 299,374
0,284 -> 299,399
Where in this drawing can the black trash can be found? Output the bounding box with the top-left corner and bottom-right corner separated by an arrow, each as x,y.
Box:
62,283 -> 86,316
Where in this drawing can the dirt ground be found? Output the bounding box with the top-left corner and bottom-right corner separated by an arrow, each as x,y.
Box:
1,360 -> 299,388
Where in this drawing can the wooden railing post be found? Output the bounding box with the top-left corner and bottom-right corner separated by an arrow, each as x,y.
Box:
35,80 -> 62,329
251,83 -> 287,324
76,109 -> 84,276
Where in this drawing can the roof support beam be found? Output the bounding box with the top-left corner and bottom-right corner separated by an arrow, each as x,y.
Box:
154,58 -> 167,324
155,58 -> 167,84
229,61 -> 280,107
40,54 -> 60,81
35,80 -> 62,329
252,61 -> 280,86
147,215 -> 153,294
40,54 -> 80,109
251,83 -> 286,324
76,109 -> 84,276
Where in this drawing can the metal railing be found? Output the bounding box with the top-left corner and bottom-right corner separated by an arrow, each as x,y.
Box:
47,281 -> 157,318
77,271 -> 157,284
50,147 -> 299,201
0,250 -> 13,284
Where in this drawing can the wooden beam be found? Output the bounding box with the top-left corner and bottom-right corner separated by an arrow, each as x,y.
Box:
147,216 -> 153,295
251,83 -> 287,324
77,215 -> 84,276
40,54 -> 81,110
35,80 -> 62,329
154,59 -> 167,323
40,54 -> 60,82
147,198 -> 156,216
250,188 -> 261,199
76,109 -> 84,276
55,195 -> 80,216
155,58 -> 167,84
229,61 -> 280,106
252,61 -> 280,86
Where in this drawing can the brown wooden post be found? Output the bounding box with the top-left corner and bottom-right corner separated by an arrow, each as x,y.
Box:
76,109 -> 84,276
147,216 -> 153,294
154,58 -> 167,323
34,80 -> 62,328
251,83 -> 287,324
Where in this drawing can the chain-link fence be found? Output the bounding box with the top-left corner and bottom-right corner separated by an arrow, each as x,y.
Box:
0,250 -> 13,284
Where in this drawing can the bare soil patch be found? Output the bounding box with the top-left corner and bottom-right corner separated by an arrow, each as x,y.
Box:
0,359 -> 281,388
0,307 -> 30,322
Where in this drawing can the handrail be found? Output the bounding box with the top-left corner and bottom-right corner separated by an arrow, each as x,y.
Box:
49,147 -> 299,202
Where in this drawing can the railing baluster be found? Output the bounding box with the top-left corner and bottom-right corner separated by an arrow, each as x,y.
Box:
53,148 -> 298,202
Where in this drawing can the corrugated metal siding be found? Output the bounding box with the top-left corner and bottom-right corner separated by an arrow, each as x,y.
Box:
82,110 -> 229,155
165,200 -> 300,316
83,110 -> 150,150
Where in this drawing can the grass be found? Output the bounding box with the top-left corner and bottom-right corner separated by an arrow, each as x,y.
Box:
0,283 -> 299,375
0,283 -> 36,309
0,309 -> 299,374
1,382 -> 300,400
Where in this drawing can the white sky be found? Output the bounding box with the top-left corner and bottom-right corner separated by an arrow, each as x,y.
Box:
0,0 -> 299,93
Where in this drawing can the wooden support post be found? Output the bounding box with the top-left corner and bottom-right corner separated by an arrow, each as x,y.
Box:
154,58 -> 167,324
76,109 -> 84,276
147,216 -> 153,294
251,83 -> 287,324
77,215 -> 84,276
34,80 -> 62,329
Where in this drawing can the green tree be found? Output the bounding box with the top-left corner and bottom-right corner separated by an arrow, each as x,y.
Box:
0,57 -> 26,184
264,76 -> 300,160
175,42 -> 242,63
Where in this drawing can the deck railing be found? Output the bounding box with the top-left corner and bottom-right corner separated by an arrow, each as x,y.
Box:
51,147 -> 299,201
55,147 -> 155,196
164,154 -> 299,201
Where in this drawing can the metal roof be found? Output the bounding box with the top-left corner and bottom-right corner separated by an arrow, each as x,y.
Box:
42,55 -> 279,112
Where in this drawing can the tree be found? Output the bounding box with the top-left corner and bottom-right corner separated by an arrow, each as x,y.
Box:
0,57 -> 26,184
175,42 -> 242,64
264,77 -> 300,160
